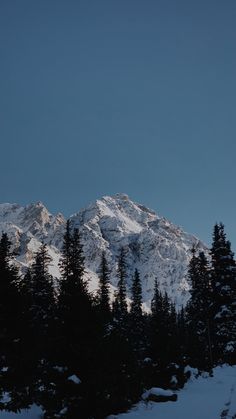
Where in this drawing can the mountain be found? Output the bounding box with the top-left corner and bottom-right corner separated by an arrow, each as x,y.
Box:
0,201 -> 65,278
0,194 -> 207,308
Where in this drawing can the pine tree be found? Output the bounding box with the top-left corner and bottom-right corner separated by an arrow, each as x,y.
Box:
45,222 -> 96,418
0,233 -> 29,411
70,228 -> 87,293
151,280 -> 162,320
186,249 -> 213,370
113,248 -> 128,325
58,222 -> 89,355
0,232 -> 20,346
30,244 -> 55,335
177,306 -> 187,362
97,251 -> 111,323
59,225 -> 90,335
130,269 -> 142,319
211,223 -> 236,363
59,219 -> 72,281
24,244 -> 57,414
107,252 -> 141,415
17,268 -> 36,406
129,269 -> 144,355
149,282 -> 178,386
187,246 -> 199,291
150,281 -> 163,363
162,292 -> 177,363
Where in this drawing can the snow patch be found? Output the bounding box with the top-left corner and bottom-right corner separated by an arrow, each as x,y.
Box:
67,374 -> 81,384
142,387 -> 175,400
115,365 -> 236,419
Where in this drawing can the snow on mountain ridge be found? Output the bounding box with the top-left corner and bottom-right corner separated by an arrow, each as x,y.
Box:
0,201 -> 65,278
0,195 -> 207,308
69,194 -> 207,307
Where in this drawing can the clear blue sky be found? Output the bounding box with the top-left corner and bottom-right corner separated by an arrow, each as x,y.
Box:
1,0 -> 236,249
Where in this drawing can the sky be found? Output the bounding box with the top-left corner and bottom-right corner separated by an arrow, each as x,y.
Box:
0,0 -> 236,249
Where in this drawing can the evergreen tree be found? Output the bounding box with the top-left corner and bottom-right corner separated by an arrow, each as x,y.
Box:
150,280 -> 162,320
25,244 -> 57,414
58,225 -> 90,337
20,268 -> 33,303
70,228 -> 87,293
113,248 -> 128,325
0,234 -> 20,310
129,269 -> 144,355
43,222 -> 96,418
30,244 -> 55,335
0,232 -> 19,344
97,251 -> 111,323
149,280 -> 162,362
59,223 -> 87,293
211,223 -> 236,363
58,220 -> 87,291
107,253 -> 141,415
130,269 -> 142,319
149,281 -> 178,386
0,233 -> 29,411
186,249 -> 213,370
59,219 -> 72,281
58,224 -> 91,355
177,306 -> 187,362
162,292 -> 177,362
150,281 -> 165,363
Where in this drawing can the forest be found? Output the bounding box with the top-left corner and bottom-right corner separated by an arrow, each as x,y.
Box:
0,221 -> 235,418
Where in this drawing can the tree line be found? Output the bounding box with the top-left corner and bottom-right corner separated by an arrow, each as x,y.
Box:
0,220 -> 235,418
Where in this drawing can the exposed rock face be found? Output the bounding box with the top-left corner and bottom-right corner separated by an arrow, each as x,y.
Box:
0,201 -> 65,277
0,194 -> 207,308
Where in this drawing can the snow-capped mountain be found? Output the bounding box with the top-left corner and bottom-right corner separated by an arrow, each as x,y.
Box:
0,202 -> 65,278
0,194 -> 207,308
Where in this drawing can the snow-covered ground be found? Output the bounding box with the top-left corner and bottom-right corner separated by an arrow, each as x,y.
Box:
115,365 -> 236,419
1,365 -> 235,418
0,405 -> 42,418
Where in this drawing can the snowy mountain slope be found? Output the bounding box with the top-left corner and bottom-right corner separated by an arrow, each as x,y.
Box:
0,194 -> 207,307
0,202 -> 64,278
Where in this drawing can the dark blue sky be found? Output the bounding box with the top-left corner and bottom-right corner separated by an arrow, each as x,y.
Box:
1,0 -> 236,248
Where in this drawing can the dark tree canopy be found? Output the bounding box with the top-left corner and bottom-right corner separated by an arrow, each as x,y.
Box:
211,223 -> 236,363
0,219 -> 235,418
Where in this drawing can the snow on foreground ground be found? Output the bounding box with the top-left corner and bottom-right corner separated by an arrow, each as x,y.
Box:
114,365 -> 236,419
0,365 -> 235,418
0,405 -> 42,418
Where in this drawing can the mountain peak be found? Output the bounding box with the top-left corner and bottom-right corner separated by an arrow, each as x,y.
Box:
30,201 -> 46,209
112,193 -> 130,200
76,194 -> 158,238
0,196 -> 207,308
69,194 -> 207,307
